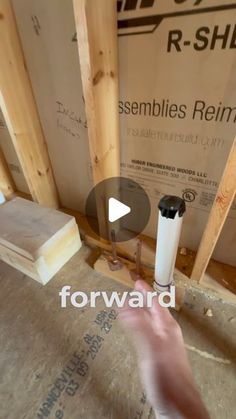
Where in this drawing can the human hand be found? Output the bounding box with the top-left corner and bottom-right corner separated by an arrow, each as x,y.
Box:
118,280 -> 210,419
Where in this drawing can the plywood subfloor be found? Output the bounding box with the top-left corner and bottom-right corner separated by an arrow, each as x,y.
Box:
0,244 -> 235,419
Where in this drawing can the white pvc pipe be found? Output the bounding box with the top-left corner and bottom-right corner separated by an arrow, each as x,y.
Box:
154,198 -> 185,292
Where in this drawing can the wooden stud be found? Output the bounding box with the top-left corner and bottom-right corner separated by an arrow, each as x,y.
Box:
73,0 -> 120,184
0,145 -> 15,198
191,136 -> 236,283
0,0 -> 59,208
73,0 -> 120,239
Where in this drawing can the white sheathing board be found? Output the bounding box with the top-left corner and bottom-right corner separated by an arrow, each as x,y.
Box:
0,108 -> 30,194
12,0 -> 236,265
12,0 -> 93,212
118,0 -> 236,266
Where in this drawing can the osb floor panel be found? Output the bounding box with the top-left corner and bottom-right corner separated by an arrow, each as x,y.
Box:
0,244 -> 235,419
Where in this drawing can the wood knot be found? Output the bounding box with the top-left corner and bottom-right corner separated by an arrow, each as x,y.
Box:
37,170 -> 42,176
99,50 -> 103,55
110,71 -> 115,78
93,70 -> 104,85
216,195 -> 224,204
0,13 -> 4,20
94,155 -> 99,164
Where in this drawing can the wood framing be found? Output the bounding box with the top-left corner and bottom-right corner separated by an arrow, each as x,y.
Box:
73,0 -> 120,184
191,136 -> 236,283
0,145 -> 15,198
0,0 -> 59,208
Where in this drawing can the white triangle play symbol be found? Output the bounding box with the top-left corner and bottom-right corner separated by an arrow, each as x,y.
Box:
108,197 -> 131,223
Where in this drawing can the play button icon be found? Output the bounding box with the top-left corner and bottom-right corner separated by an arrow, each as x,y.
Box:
108,197 -> 131,222
85,176 -> 151,242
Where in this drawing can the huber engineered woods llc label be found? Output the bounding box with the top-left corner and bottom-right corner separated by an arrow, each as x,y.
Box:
118,0 -> 236,265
